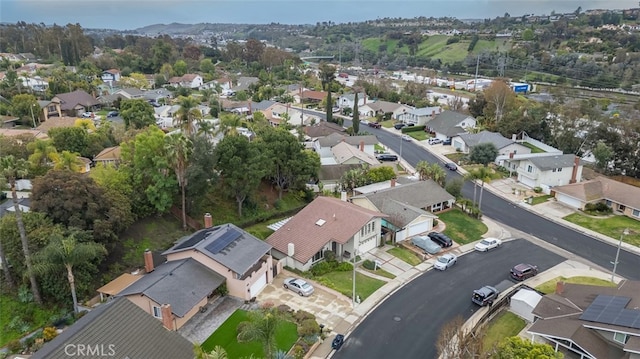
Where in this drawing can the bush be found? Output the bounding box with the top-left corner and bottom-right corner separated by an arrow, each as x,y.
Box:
533,187 -> 543,193
401,125 -> 426,133
585,202 -> 612,214
335,262 -> 353,272
273,199 -> 283,210
362,259 -> 376,270
43,326 -> 58,342
293,310 -> 316,323
310,261 -> 333,276
323,250 -> 336,262
6,339 -> 23,353
298,318 -> 320,337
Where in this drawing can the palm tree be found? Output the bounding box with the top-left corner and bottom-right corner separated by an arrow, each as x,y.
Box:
165,133 -> 193,231
416,160 -> 431,181
237,308 -> 285,359
415,161 -> 447,187
27,139 -> 59,170
194,344 -> 228,359
33,231 -> 107,313
53,150 -> 82,172
466,167 -> 493,211
0,155 -> 42,303
175,96 -> 203,137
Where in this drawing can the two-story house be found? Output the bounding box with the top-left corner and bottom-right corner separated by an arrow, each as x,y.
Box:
516,154 -> 583,189
101,69 -> 121,83
168,74 -> 204,89
266,196 -> 387,271
396,106 -> 442,126
454,131 -> 532,166
337,92 -> 368,109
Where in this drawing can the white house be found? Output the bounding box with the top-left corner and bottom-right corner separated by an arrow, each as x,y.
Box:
514,154 -> 583,189
454,131 -> 532,166
426,111 -> 477,141
337,93 -> 368,109
358,100 -> 412,120
168,74 -> 204,89
396,106 -> 442,126
101,69 -> 121,83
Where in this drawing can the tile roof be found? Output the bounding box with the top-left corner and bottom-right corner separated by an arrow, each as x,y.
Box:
331,141 -> 379,165
117,258 -> 225,317
164,223 -> 272,276
52,90 -> 100,110
266,196 -> 387,263
317,132 -> 378,147
302,90 -> 328,101
553,176 -> 640,210
458,130 -> 514,149
31,297 -> 194,359
528,154 -> 580,171
352,180 -> 455,211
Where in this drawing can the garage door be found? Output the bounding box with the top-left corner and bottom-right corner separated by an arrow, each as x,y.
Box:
556,193 -> 582,209
249,273 -> 267,298
518,175 -> 536,188
407,221 -> 430,236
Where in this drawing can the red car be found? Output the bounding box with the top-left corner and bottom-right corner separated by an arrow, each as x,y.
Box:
368,122 -> 381,128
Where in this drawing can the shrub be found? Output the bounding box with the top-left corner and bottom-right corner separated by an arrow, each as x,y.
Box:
43,326 -> 58,342
401,125 -> 426,133
273,199 -> 283,210
291,344 -> 306,359
335,262 -> 353,272
585,202 -> 612,214
310,261 -> 333,276
298,318 -> 320,337
293,310 -> 316,323
362,259 -> 376,270
533,186 -> 543,193
6,339 -> 23,353
323,250 -> 336,263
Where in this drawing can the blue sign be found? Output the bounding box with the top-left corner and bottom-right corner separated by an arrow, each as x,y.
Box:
513,85 -> 529,93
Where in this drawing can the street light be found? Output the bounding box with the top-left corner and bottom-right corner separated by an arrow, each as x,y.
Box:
352,247 -> 360,308
611,228 -> 630,282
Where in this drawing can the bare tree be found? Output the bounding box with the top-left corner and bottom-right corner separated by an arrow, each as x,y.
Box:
437,315 -> 485,359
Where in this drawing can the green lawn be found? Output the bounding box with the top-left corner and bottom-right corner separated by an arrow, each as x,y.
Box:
536,276 -> 617,295
243,216 -> 290,240
520,142 -> 546,153
530,195 -> 553,205
315,271 -> 386,301
481,311 -> 526,352
407,131 -> 428,141
387,247 -> 423,266
562,213 -> 640,247
0,294 -> 62,347
201,310 -> 298,358
438,209 -> 488,244
361,266 -> 396,279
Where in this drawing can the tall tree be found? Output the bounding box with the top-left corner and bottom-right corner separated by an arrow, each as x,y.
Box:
214,135 -> 266,216
437,315 -> 483,358
0,155 -> 42,303
120,99 -> 156,130
0,205 -> 15,288
319,62 -> 336,123
237,308 -> 286,359
352,92 -> 360,133
467,167 -> 493,211
27,139 -> 59,175
415,161 -> 447,187
165,133 -> 193,230
495,336 -> 562,358
174,96 -> 203,137
48,126 -> 89,156
483,80 -> 515,126
34,231 -> 106,313
53,150 -> 82,172
469,143 -> 499,167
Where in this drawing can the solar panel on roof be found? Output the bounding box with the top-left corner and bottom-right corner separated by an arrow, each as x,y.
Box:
580,295 -> 640,330
205,228 -> 242,254
174,227 -> 218,250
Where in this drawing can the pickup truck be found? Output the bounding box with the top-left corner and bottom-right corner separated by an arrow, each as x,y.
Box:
368,122 -> 381,129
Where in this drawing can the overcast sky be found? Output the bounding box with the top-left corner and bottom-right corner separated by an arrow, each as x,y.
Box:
0,0 -> 633,30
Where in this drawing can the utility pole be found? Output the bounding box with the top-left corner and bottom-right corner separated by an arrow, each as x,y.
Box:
474,55 -> 480,92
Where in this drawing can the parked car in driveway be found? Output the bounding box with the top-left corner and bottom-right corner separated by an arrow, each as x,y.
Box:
81,112 -> 94,118
474,238 -> 502,252
434,253 -> 457,271
510,263 -> 538,281
376,154 -> 398,162
428,232 -> 453,247
394,123 -> 406,130
411,235 -> 441,255
283,278 -> 314,296
401,135 -> 412,142
444,162 -> 457,171
472,285 -> 499,306
107,111 -> 119,117
428,138 -> 442,145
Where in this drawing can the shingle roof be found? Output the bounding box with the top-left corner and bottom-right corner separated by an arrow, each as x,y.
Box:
376,199 -> 434,227
266,196 -> 387,263
117,258 -> 225,317
302,90 -> 328,101
94,146 -> 121,161
458,130 -> 514,149
331,141 -> 379,165
352,180 -> 455,211
553,176 -> 640,210
53,90 -> 100,110
317,132 -> 378,147
318,164 -> 362,181
363,100 -> 403,113
427,110 -> 474,136
305,121 -> 346,138
0,197 -> 30,218
31,297 -> 194,359
407,106 -> 441,116
251,100 -> 276,111
163,223 -> 272,277
118,87 -> 146,97
528,154 -> 580,171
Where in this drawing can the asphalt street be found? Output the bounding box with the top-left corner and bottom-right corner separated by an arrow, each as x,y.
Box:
333,239 -> 565,359
355,123 -> 640,281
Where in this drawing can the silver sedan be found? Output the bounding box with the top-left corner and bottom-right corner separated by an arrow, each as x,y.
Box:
433,253 -> 458,270
283,277 -> 314,296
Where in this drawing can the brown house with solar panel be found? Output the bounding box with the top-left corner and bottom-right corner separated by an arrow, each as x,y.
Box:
527,280 -> 640,359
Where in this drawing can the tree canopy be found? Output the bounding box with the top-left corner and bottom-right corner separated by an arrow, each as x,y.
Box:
469,143 -> 499,167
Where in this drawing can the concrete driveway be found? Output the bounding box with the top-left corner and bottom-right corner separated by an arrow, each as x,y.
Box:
256,271 -> 353,331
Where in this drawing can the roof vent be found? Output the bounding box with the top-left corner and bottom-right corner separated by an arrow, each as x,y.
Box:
315,219 -> 326,226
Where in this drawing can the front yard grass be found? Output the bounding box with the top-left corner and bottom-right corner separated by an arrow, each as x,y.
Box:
0,294 -> 61,347
535,276 -> 617,295
562,213 -> 640,247
243,216 -> 290,240
380,119 -> 394,128
438,208 -> 488,245
529,194 -> 553,205
201,310 -> 298,358
387,247 -> 423,266
481,311 -> 526,353
407,131 -> 428,141
361,266 -> 396,279
315,271 -> 386,301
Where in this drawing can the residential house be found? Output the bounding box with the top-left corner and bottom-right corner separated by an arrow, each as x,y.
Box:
97,273 -> 142,302
93,146 -> 122,167
396,106 -> 442,126
78,157 -> 91,174
304,121 -> 346,140
426,111 -> 476,142
261,102 -> 319,127
314,132 -> 378,164
527,280 -> 640,359
298,90 -> 328,104
0,128 -> 48,140
231,76 -> 259,92
330,141 -> 379,166
37,99 -> 61,122
101,69 -> 121,83
552,177 -> 640,221
0,198 -> 30,218
1,115 -> 19,128
359,100 -> 412,120
168,74 -> 204,89
309,163 -> 362,192
337,93 -> 368,109
266,196 -> 387,271
113,87 -> 146,100
49,90 -> 100,117
144,88 -> 172,103
515,154 -> 582,189
20,76 -> 48,92
31,297 -> 194,359
454,131 -> 531,165
350,180 -> 454,242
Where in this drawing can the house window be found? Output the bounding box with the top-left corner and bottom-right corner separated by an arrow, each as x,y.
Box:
152,306 -> 162,318
557,168 -> 562,172
618,204 -> 626,212
312,250 -> 324,263
633,209 -> 640,218
605,200 -> 612,206
613,332 -> 628,344
552,168 -> 556,172
527,165 -> 533,173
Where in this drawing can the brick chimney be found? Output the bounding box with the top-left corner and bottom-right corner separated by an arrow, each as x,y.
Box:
509,152 -> 515,159
570,156 -> 580,184
248,101 -> 252,114
391,178 -> 396,187
555,281 -> 565,295
161,304 -> 174,330
359,140 -> 364,152
204,213 -> 213,228
144,249 -> 154,273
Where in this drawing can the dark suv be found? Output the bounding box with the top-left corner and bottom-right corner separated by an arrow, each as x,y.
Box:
428,232 -> 453,247
472,286 -> 499,306
510,263 -> 538,281
376,154 -> 398,162
394,123 -> 406,130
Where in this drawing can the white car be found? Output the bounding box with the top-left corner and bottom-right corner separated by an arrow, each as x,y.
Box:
81,112 -> 94,118
434,253 -> 457,270
401,135 -> 412,142
474,238 -> 502,252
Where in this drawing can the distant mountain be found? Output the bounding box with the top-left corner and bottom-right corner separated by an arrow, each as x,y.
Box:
133,22 -> 257,35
